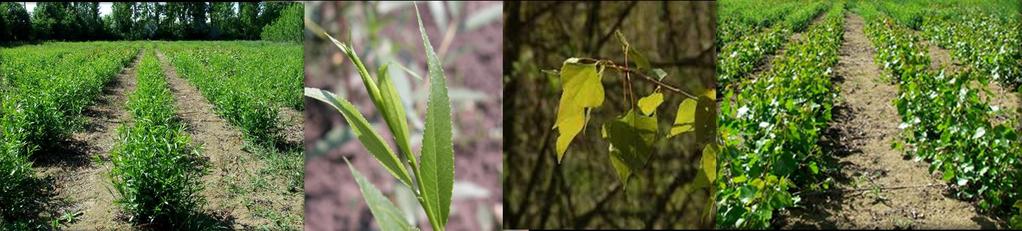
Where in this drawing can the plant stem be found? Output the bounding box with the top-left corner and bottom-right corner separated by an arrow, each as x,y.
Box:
575,57 -> 698,99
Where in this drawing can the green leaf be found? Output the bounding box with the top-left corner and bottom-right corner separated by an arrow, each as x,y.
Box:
325,33 -> 381,102
345,158 -> 416,231
637,92 -> 664,116
615,30 -> 651,73
377,64 -> 414,162
670,98 -> 697,137
809,161 -> 819,174
415,4 -> 455,231
304,87 -> 414,188
554,58 -> 605,162
604,109 -> 657,183
326,32 -> 414,166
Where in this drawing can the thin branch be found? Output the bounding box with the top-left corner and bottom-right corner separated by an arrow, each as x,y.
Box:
576,58 -> 697,99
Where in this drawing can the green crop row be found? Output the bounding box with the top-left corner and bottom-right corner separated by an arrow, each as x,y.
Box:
921,7 -> 1022,88
161,42 -> 301,146
862,2 -> 1022,227
109,50 -> 204,228
717,0 -> 801,47
717,2 -> 845,229
0,43 -> 138,227
717,1 -> 827,87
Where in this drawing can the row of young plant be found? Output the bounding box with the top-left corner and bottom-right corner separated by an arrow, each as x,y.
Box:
717,1 -> 828,87
920,7 -> 1022,89
161,42 -> 302,146
716,0 -> 800,48
716,2 -> 845,229
0,43 -> 138,227
109,50 -> 205,228
859,2 -> 1022,228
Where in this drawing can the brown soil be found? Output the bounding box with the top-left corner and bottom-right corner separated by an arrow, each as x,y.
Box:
778,13 -> 1002,229
155,51 -> 298,229
34,51 -> 142,230
279,107 -> 305,146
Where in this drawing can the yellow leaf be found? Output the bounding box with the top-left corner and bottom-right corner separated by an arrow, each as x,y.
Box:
670,98 -> 697,137
702,144 -> 717,183
637,92 -> 664,116
554,58 -> 604,163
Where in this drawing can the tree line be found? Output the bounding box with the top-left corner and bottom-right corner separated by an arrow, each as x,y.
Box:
0,2 -> 300,42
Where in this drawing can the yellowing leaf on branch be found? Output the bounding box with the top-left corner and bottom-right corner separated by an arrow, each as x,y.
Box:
554,58 -> 604,163
670,98 -> 697,137
637,92 -> 664,116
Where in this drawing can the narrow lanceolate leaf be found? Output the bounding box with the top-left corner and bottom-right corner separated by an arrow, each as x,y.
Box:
415,4 -> 455,231
325,33 -> 381,102
554,58 -> 604,162
345,158 -> 416,231
377,64 -> 415,164
326,33 -> 414,164
304,87 -> 414,188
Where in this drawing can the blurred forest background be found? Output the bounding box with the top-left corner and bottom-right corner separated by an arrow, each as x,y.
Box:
303,1 -> 502,231
503,1 -> 716,229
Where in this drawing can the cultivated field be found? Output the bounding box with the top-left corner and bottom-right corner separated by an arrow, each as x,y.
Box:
0,41 -> 303,230
716,0 -> 1022,229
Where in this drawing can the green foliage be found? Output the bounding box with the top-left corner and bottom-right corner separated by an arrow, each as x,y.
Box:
345,159 -> 416,231
717,1 -> 827,87
163,41 -> 302,145
551,29 -> 715,200
304,4 -> 454,231
0,41 -> 139,227
862,0 -> 1022,224
920,5 -> 1021,88
261,3 -> 303,43
717,2 -> 845,228
110,51 -> 204,227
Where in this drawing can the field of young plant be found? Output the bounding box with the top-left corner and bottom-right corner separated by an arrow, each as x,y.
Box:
0,41 -> 303,229
717,0 -> 1021,229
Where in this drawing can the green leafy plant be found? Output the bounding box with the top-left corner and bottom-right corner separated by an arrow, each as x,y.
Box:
716,2 -> 845,228
549,28 -> 718,224
261,3 -> 304,43
554,30 -> 716,182
110,50 -> 204,228
304,4 -> 454,231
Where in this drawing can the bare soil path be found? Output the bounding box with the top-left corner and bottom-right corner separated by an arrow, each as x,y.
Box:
34,51 -> 142,230
779,13 -> 1001,229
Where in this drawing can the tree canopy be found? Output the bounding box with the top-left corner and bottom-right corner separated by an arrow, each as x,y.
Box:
0,2 -> 301,43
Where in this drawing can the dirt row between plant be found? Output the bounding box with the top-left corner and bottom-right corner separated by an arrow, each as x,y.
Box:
33,51 -> 142,230
779,13 -> 1001,229
155,51 -> 295,229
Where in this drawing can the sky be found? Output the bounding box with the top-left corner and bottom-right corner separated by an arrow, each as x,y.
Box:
23,2 -> 114,16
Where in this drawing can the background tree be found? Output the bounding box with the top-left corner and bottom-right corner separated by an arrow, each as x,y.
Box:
239,2 -> 261,40
0,2 -> 33,42
111,2 -> 134,39
2,2 -> 301,43
210,2 -> 239,40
